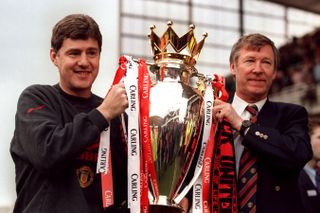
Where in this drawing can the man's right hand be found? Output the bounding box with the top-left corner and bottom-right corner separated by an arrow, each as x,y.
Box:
97,83 -> 128,122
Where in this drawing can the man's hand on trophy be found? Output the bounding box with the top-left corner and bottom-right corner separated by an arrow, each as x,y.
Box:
97,82 -> 128,122
213,99 -> 243,131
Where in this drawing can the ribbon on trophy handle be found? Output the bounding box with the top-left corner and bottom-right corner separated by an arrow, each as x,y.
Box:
201,118 -> 217,213
99,55 -> 158,213
125,56 -> 160,213
202,75 -> 233,213
173,75 -> 229,213
191,74 -> 230,213
201,75 -> 223,213
138,59 -> 160,210
98,129 -> 113,208
191,78 -> 214,213
124,56 -> 141,213
97,55 -> 128,208
174,74 -> 230,213
137,59 -> 150,213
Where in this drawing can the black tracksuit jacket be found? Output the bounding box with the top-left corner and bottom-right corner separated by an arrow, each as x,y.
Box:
10,84 -> 128,213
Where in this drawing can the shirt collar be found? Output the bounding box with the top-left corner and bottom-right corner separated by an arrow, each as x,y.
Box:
232,94 -> 267,115
304,164 -> 316,176
304,164 -> 317,186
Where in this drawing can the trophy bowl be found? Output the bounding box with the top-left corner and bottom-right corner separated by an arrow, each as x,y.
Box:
148,60 -> 205,212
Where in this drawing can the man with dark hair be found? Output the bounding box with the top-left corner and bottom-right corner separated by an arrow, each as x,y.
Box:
213,33 -> 312,212
10,14 -> 129,212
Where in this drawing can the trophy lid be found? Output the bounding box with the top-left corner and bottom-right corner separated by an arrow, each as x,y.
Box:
148,21 -> 208,66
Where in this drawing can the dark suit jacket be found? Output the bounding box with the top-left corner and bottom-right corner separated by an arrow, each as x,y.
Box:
241,99 -> 312,213
298,169 -> 320,213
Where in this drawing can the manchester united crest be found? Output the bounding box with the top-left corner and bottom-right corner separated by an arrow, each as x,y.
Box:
77,166 -> 94,188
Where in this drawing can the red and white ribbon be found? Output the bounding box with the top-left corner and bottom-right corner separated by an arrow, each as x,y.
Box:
101,145 -> 114,208
97,55 -> 128,209
96,128 -> 114,208
202,122 -> 217,213
138,59 -> 159,212
192,82 -> 214,213
124,56 -> 141,213
97,129 -> 110,174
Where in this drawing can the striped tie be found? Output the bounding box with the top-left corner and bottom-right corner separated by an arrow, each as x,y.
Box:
238,104 -> 258,213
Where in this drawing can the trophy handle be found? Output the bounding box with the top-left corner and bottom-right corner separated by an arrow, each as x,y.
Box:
173,74 -> 229,204
173,164 -> 202,204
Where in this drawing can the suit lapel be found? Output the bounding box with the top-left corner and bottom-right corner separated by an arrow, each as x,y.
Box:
300,170 -> 318,193
256,100 -> 277,128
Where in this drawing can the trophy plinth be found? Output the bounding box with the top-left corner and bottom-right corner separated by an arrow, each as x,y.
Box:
149,205 -> 183,213
149,196 -> 183,213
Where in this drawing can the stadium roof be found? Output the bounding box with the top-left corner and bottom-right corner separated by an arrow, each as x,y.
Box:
266,0 -> 320,14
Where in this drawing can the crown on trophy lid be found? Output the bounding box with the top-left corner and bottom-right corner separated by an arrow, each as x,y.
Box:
148,21 -> 208,66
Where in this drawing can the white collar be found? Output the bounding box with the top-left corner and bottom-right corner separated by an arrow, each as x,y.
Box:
304,164 -> 316,175
232,94 -> 267,115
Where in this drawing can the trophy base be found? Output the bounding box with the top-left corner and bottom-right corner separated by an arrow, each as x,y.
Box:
149,205 -> 183,213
